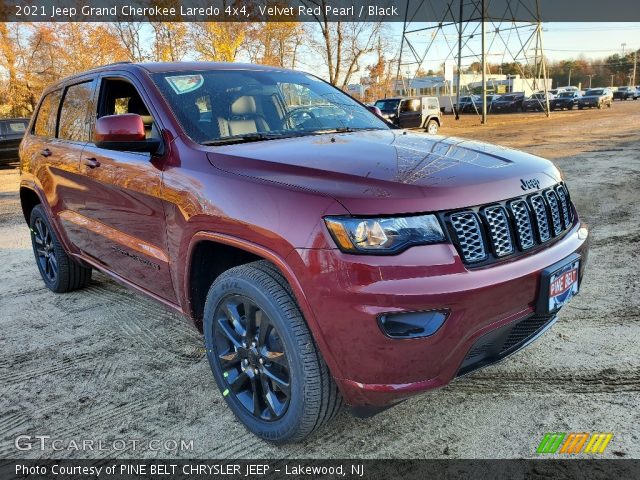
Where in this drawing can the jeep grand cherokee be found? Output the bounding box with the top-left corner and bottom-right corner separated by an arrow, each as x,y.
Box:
19,62 -> 589,443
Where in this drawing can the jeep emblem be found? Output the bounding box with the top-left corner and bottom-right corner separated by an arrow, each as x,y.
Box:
520,178 -> 541,191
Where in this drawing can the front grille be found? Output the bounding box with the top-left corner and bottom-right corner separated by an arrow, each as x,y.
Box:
457,312 -> 556,377
445,182 -> 574,265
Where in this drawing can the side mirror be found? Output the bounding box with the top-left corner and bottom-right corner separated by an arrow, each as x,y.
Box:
94,114 -> 160,153
366,105 -> 383,118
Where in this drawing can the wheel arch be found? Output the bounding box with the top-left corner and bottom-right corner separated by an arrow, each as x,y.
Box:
20,185 -> 42,224
184,232 -> 343,379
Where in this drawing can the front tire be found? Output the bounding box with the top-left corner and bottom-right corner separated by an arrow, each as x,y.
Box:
29,205 -> 92,293
203,260 -> 342,443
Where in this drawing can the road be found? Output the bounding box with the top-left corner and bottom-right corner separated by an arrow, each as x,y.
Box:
1,101 -> 639,459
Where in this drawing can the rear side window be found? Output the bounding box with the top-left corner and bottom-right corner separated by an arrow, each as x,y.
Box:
33,90 -> 62,137
6,120 -> 27,134
58,82 -> 94,142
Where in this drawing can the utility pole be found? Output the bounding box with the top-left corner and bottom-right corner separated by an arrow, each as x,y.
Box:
587,74 -> 595,88
633,51 -> 637,86
610,74 -> 615,87
455,0 -> 464,120
568,68 -> 572,86
481,0 -> 487,124
622,43 -> 627,55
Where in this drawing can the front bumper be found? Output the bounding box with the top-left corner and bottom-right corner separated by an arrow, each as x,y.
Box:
288,220 -> 589,407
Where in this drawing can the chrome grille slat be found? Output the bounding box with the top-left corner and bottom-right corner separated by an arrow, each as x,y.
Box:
544,190 -> 563,236
447,182 -> 573,266
530,194 -> 551,242
450,212 -> 487,263
483,206 -> 514,257
510,200 -> 535,250
555,185 -> 571,226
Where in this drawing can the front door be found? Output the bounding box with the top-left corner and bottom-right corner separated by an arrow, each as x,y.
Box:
76,75 -> 176,303
398,98 -> 423,128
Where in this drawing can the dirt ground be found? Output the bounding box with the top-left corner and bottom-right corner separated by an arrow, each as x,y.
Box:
1,101 -> 639,459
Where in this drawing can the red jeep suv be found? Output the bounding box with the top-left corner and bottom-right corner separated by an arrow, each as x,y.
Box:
19,62 -> 589,443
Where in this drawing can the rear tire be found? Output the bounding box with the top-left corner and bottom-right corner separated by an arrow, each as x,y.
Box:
203,260 -> 342,443
425,119 -> 439,134
29,205 -> 92,293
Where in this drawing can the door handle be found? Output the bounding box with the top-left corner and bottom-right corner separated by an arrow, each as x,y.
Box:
83,157 -> 101,169
40,148 -> 52,157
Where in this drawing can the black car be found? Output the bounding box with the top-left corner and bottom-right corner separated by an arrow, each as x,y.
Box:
522,93 -> 553,112
463,94 -> 500,113
0,118 -> 29,165
613,86 -> 638,101
491,93 -> 525,113
551,91 -> 581,111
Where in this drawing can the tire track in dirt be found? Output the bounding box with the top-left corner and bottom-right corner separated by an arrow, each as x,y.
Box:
449,368 -> 640,394
71,282 -> 205,365
0,352 -> 95,387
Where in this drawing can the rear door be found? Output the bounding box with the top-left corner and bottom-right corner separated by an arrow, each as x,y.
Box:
20,84 -> 91,251
75,73 -> 176,303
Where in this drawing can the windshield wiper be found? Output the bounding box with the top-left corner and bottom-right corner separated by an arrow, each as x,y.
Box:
202,132 -> 293,146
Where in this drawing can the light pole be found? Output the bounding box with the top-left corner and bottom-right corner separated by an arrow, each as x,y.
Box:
587,74 -> 595,88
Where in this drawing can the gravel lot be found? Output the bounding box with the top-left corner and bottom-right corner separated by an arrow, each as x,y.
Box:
1,102 -> 639,459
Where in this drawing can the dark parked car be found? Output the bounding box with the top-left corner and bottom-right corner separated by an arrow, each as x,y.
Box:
455,95 -> 479,114
551,91 -> 581,111
20,62 -> 589,443
578,88 -> 613,109
522,93 -> 554,112
491,93 -> 526,112
0,118 -> 29,165
462,94 -> 501,113
613,86 -> 638,100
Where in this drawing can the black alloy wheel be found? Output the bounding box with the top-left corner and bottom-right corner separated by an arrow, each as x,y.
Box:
32,217 -> 57,283
29,205 -> 92,292
203,261 -> 342,443
213,294 -> 291,421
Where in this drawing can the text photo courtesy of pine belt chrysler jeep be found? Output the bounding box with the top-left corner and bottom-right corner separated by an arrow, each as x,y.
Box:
19,62 -> 589,443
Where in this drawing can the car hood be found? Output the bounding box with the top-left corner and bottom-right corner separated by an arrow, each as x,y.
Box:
207,130 -> 561,215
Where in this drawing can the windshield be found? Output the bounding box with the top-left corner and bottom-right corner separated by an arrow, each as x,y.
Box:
559,92 -> 574,98
151,69 -> 388,145
374,99 -> 400,112
586,89 -> 603,96
501,95 -> 517,101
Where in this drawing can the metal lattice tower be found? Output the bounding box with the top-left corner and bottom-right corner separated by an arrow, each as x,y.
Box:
396,0 -> 550,123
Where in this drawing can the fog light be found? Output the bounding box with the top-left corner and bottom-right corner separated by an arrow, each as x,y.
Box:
378,310 -> 449,339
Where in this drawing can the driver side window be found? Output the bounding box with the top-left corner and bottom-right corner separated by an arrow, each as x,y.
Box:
96,78 -> 159,140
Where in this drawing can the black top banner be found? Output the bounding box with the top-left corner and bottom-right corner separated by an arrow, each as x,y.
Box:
2,0 -> 640,22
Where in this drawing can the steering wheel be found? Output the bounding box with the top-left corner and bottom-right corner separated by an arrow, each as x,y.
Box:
283,107 -> 318,128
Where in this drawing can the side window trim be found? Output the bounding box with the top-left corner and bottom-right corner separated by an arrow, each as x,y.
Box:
32,89 -> 63,139
57,78 -> 97,144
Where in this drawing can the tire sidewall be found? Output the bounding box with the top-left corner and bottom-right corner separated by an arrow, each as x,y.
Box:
203,273 -> 307,441
29,205 -> 62,291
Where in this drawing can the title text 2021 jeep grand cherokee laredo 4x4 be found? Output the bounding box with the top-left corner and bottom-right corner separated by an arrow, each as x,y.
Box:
20,62 -> 589,443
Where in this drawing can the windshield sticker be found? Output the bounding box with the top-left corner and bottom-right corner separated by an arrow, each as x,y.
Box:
165,75 -> 204,94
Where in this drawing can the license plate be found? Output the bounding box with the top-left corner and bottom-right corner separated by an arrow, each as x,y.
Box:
537,254 -> 581,313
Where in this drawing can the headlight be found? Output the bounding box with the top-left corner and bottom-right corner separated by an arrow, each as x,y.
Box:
324,214 -> 445,254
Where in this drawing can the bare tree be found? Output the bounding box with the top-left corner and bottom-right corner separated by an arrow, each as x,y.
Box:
112,22 -> 148,62
303,0 -> 383,88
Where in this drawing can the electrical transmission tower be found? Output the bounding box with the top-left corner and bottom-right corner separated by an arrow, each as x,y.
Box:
396,0 -> 550,124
